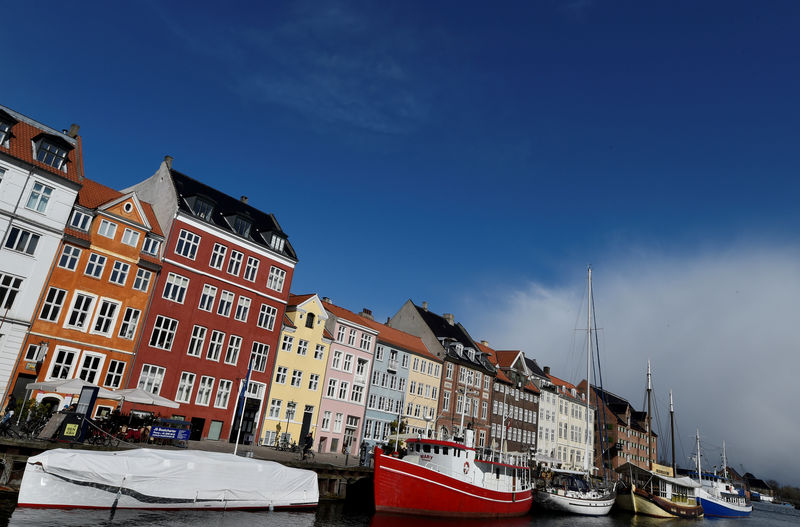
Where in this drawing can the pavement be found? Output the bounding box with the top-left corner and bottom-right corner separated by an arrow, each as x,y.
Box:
184,439 -> 369,468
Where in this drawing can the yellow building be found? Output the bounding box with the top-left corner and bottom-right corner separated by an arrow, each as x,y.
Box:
260,294 -> 331,448
404,342 -> 442,436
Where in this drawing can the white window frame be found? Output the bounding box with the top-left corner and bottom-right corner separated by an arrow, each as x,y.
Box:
77,351 -> 105,384
266,266 -> 286,292
217,290 -> 234,317
209,243 -> 227,270
84,253 -> 107,279
187,325 -> 207,357
39,287 -> 67,322
4,226 -> 40,256
243,256 -> 259,282
175,229 -> 200,260
103,359 -> 126,389
121,228 -> 140,247
58,245 -> 82,271
196,376 -> 214,406
175,372 -> 196,403
97,219 -> 118,239
162,272 -> 190,304
207,330 -> 225,361
227,250 -> 243,276
234,296 -> 250,322
257,303 -> 277,331
138,364 -> 166,395
149,315 -> 178,350
198,284 -> 217,311
118,307 -> 142,340
251,342 -> 269,372
108,261 -> 130,286
214,379 -> 232,409
47,346 -> 79,380
224,335 -> 242,365
25,181 -> 54,213
63,291 -> 98,331
132,268 -> 152,292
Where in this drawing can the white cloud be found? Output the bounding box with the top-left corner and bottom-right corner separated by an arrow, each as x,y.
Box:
464,244 -> 800,485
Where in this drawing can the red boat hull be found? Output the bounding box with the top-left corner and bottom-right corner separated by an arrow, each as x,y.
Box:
373,449 -> 532,518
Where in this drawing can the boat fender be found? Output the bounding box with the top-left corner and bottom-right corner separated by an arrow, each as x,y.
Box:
463,461 -> 469,474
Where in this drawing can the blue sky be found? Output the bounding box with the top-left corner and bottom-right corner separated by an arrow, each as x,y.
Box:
6,1 -> 800,484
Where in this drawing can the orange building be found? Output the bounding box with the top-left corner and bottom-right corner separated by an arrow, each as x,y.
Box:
7,179 -> 164,415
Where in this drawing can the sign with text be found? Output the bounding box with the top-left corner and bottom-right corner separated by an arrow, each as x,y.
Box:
150,426 -> 191,440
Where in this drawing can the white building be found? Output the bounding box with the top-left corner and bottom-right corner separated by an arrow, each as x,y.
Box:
0,105 -> 82,402
549,373 -> 595,472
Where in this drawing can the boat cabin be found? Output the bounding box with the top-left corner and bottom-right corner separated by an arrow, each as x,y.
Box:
403,430 -> 531,493
617,462 -> 700,506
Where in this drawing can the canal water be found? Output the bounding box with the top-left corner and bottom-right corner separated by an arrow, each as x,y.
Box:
0,499 -> 796,527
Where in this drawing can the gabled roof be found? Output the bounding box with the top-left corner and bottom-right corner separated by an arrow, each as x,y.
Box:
523,356 -> 548,378
76,178 -> 164,237
0,104 -> 83,184
547,374 -> 588,404
413,303 -> 495,374
170,169 -> 297,261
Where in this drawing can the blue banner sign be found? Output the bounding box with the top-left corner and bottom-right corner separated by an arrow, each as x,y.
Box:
150,426 -> 191,440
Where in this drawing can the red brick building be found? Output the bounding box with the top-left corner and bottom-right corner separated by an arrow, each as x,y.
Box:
125,158 -> 297,442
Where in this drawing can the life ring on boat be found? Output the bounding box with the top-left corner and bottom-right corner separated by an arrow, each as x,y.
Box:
463,462 -> 470,474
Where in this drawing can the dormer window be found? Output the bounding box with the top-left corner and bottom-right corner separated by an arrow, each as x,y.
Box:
192,198 -> 215,220
69,210 -> 92,231
571,388 -> 577,397
0,121 -> 11,147
142,237 -> 160,256
467,348 -> 476,361
270,233 -> 285,252
232,216 -> 252,237
454,342 -> 464,356
35,137 -> 69,171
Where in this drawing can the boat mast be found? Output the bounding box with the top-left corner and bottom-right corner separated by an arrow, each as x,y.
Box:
696,429 -> 702,483
722,440 -> 728,480
584,266 -> 592,474
646,361 -> 653,470
670,390 -> 676,474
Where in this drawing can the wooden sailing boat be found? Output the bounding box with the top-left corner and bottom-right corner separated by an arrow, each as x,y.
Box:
534,267 -> 616,515
615,364 -> 704,518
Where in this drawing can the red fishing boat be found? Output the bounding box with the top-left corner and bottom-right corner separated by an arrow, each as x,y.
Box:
373,430 -> 532,518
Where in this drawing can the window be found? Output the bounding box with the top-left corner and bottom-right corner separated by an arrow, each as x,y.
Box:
443,391 -> 450,411
198,284 -> 217,311
207,330 -> 225,361
269,399 -> 283,418
281,335 -> 294,353
175,372 -> 196,403
192,198 -> 215,220
343,354 -> 353,372
149,315 -> 178,350
196,376 -> 214,406
84,253 -> 107,279
251,342 -> 269,372
227,250 -> 243,275
356,358 -> 369,377
244,257 -> 259,281
209,243 -> 226,269
39,287 -> 67,322
351,384 -> 364,403
332,350 -> 342,369
446,363 -> 453,380
232,216 -> 252,237
138,364 -> 166,394
314,344 -> 325,360
103,360 -> 125,388
187,325 -> 207,357
175,229 -> 200,259
333,413 -> 343,433
163,273 -> 189,303
337,326 -> 346,342
118,307 -> 141,340
77,352 -> 104,383
58,245 -> 82,270
0,121 -> 11,146
132,268 -> 152,292
326,379 -> 337,397
108,261 -> 130,286
214,380 -> 232,408
360,333 -> 373,351
267,266 -> 286,292
297,340 -> 308,356
375,346 -> 384,361
4,226 -> 40,255
234,296 -> 250,322
217,291 -> 234,317
142,237 -> 160,256
347,329 -> 356,346
24,343 -> 43,362
49,347 -> 77,379
321,411 -> 331,431
291,370 -> 303,387
25,181 -> 54,212
338,381 -> 349,400
257,304 -> 277,330
224,335 -> 242,365
275,366 -> 288,384
121,228 -> 140,247
308,373 -> 319,391
269,233 -> 285,252
36,138 -> 69,169
64,292 -> 96,330
402,353 -> 410,368
97,219 -> 117,239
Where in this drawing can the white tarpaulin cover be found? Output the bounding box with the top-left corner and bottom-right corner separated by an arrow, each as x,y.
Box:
17,448 -> 318,510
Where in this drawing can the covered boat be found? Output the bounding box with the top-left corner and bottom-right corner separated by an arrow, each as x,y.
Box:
17,448 -> 318,510
373,430 -> 532,518
616,462 -> 703,518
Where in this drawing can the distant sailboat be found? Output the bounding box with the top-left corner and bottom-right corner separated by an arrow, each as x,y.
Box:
534,267 -> 616,515
615,363 -> 704,518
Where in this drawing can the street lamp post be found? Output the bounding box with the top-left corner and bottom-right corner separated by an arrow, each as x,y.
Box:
285,401 -> 296,445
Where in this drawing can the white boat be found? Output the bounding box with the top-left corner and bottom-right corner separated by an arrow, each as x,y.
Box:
17,448 -> 318,510
534,267 -> 616,516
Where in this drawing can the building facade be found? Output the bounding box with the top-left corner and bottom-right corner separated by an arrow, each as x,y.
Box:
389,301 -> 496,451
315,300 -> 377,454
260,294 -> 331,448
0,105 -> 84,403
124,158 -> 297,442
6,180 -> 163,413
548,373 -> 595,472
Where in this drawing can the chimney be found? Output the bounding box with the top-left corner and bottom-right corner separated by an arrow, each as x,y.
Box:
241,196 -> 248,204
481,340 -> 489,346
67,124 -> 80,138
163,155 -> 173,170
421,301 -> 428,311
359,308 -> 374,321
443,313 -> 454,325
321,297 -> 332,304
543,366 -> 550,375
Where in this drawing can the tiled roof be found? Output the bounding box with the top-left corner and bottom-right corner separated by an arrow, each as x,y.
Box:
288,293 -> 316,306
0,105 -> 83,184
547,373 -> 587,403
282,313 -> 296,329
413,303 -> 495,374
170,169 -> 297,261
63,227 -> 90,242
141,202 -> 164,237
76,178 -> 164,237
494,350 -> 522,368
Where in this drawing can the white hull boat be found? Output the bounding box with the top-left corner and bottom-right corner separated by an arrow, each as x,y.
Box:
17,448 -> 318,510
